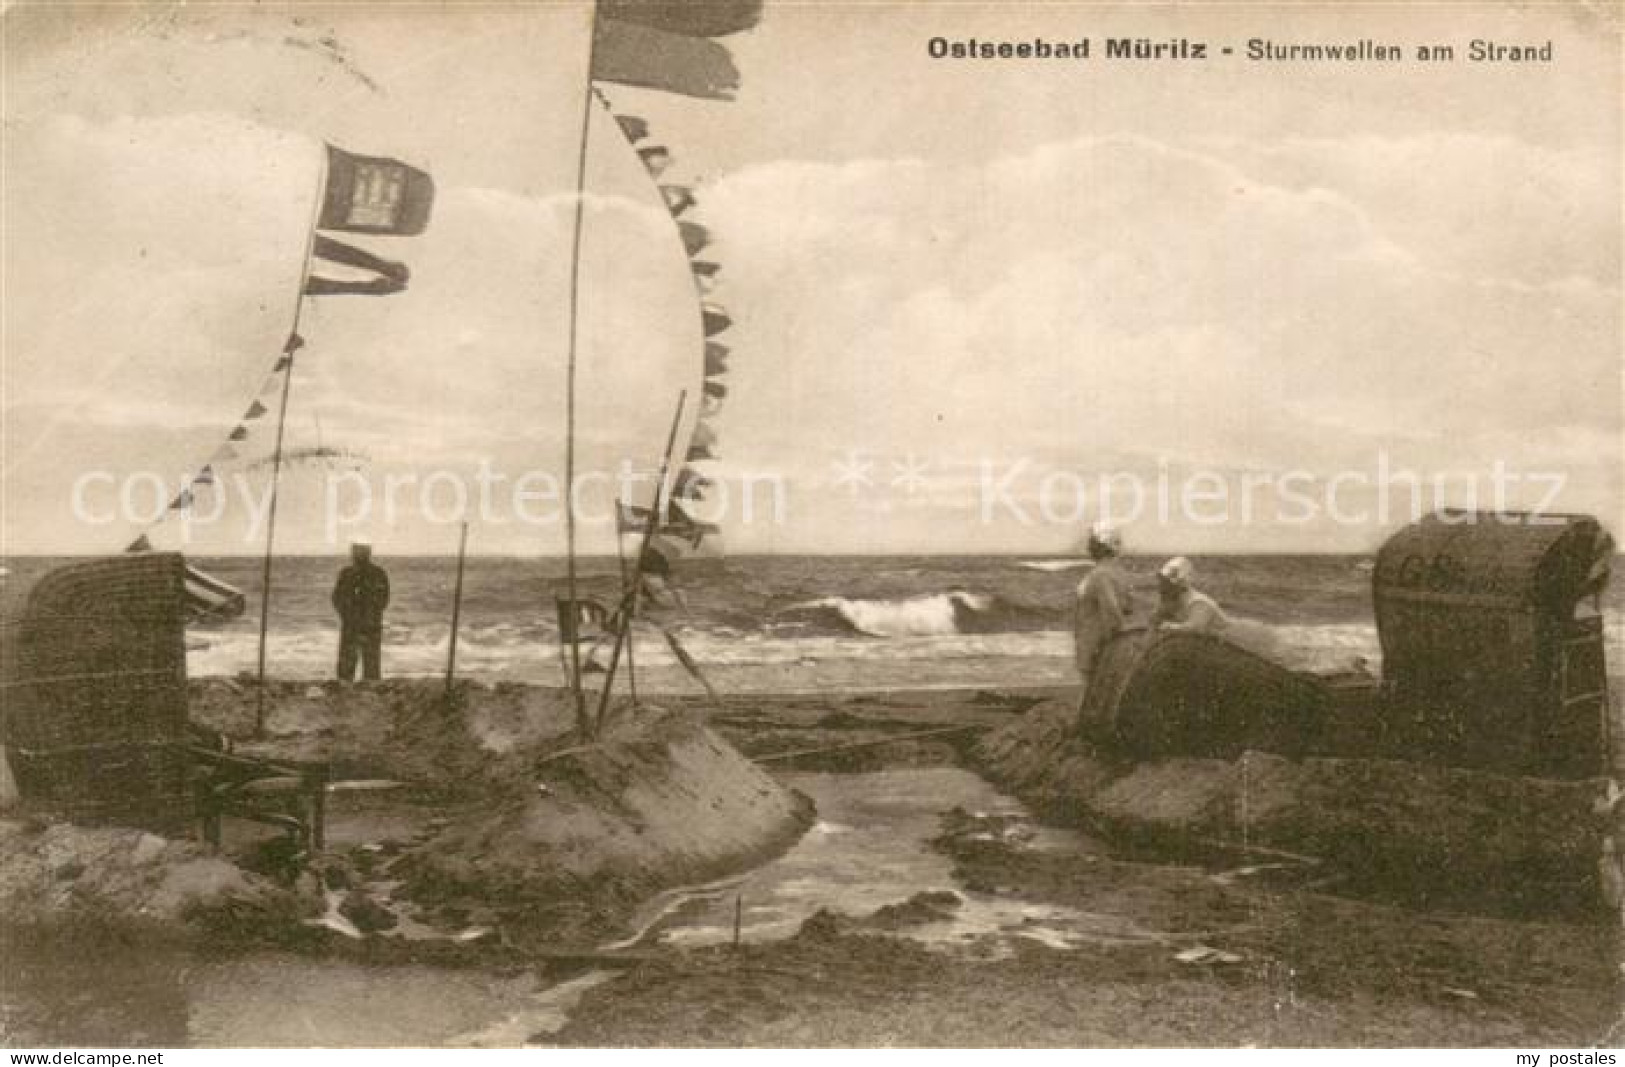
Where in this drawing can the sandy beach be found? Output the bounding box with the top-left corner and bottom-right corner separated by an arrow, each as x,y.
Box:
6,675 -> 1619,1047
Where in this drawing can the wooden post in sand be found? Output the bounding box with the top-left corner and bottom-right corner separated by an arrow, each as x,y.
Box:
443,521 -> 469,699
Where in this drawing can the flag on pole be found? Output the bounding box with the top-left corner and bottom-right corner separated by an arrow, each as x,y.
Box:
598,0 -> 762,38
303,145 -> 435,298
304,234 -> 411,297
319,145 -> 435,236
592,23 -> 743,100
592,1 -> 762,100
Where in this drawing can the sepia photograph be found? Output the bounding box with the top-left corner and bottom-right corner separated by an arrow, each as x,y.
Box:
1,0 -> 1621,1051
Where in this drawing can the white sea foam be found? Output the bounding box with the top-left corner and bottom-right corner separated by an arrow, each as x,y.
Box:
791,592 -> 998,638
185,607 -> 1624,689
1016,559 -> 1093,573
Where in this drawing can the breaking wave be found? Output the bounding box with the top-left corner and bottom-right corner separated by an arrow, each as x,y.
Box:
784,591 -> 1056,638
1016,559 -> 1092,573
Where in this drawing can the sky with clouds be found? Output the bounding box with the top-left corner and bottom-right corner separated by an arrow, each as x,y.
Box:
3,1 -> 1620,556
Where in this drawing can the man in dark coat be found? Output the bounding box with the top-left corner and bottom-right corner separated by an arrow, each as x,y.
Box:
332,540 -> 389,681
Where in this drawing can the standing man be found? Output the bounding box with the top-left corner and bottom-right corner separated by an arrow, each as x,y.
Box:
333,540 -> 389,682
1075,522 -> 1136,712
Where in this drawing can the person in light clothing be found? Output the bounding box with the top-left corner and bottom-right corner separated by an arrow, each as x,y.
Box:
1074,523 -> 1136,707
1151,556 -> 1230,635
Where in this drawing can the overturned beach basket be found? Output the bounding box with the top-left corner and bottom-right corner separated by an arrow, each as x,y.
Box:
1,553 -> 193,829
1373,510 -> 1613,778
1081,629 -> 1331,758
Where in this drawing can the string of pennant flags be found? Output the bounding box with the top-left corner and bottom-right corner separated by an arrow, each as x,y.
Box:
125,0 -> 763,566
599,91 -> 731,561
586,0 -> 763,575
125,144 -> 436,555
122,332 -> 301,553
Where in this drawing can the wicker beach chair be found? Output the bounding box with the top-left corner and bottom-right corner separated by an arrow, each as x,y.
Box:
1,553 -> 326,853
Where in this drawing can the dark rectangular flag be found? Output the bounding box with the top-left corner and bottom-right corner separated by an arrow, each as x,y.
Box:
320,145 -> 435,236
591,0 -> 762,100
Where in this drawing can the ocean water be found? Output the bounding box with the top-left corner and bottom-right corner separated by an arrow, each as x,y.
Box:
3,554 -> 1621,690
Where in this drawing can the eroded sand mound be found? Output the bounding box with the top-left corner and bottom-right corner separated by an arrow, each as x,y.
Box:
188,678 -> 579,790
397,706 -> 814,947
8,683 -> 813,952
975,698 -> 1616,900
0,819 -> 302,940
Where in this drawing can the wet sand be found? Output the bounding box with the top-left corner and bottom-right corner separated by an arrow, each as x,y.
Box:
6,677 -> 1621,1047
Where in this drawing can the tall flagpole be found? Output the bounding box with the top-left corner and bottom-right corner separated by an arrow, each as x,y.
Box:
561,1 -> 602,740
255,153 -> 329,737
613,515 -> 638,705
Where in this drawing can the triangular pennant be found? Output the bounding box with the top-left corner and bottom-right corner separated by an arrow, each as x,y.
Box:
274,355 -> 293,372
691,261 -> 720,293
638,145 -> 673,176
685,441 -> 715,462
193,466 -> 215,487
679,220 -> 710,256
662,185 -> 697,217
614,114 -> 650,143
168,488 -> 194,511
701,303 -> 731,336
284,332 -> 306,355
704,342 -> 729,376
690,421 -> 718,450
703,379 -> 728,400
228,425 -> 248,442
126,534 -> 152,553
243,399 -> 269,420
661,500 -> 721,548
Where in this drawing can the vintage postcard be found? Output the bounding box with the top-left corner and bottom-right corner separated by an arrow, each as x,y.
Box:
1,0 -> 1621,1052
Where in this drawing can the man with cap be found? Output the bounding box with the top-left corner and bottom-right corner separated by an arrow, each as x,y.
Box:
1074,522 -> 1137,708
332,540 -> 390,682
1152,556 -> 1229,635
